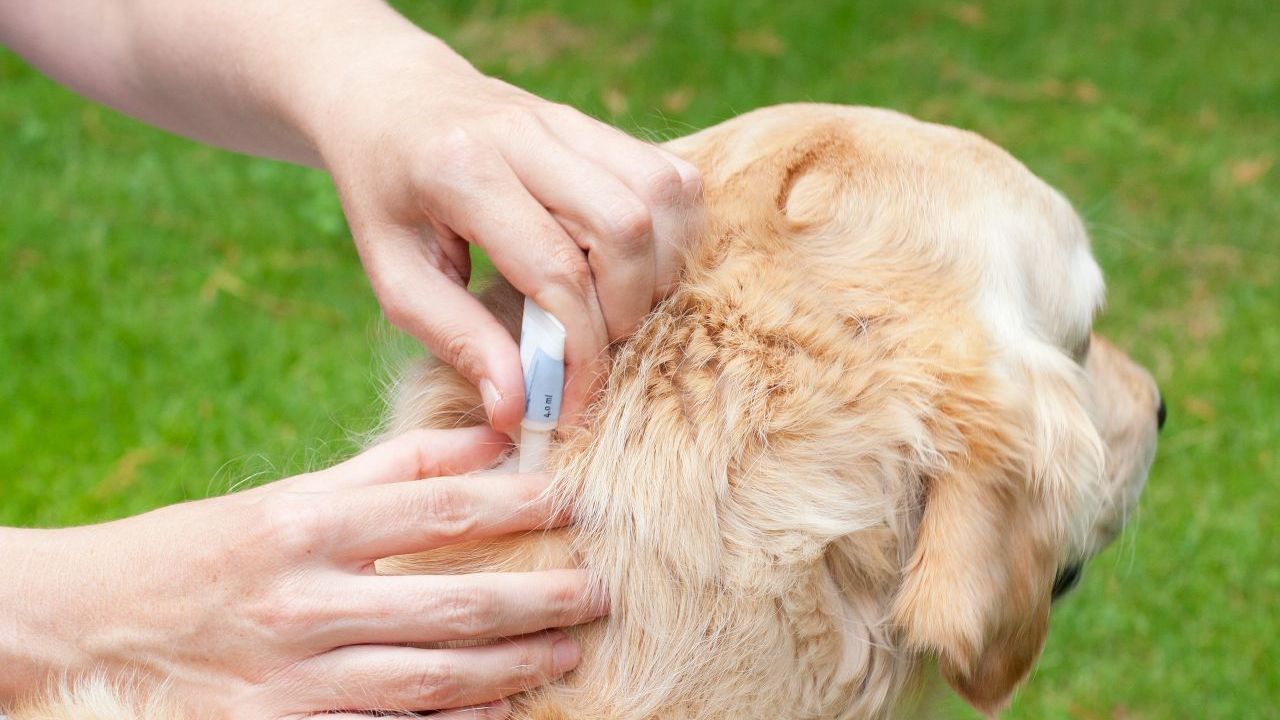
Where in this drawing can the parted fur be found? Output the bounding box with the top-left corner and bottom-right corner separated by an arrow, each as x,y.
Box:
15,104 -> 1160,719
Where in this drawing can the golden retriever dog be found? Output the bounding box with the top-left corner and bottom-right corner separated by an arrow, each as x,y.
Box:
17,103 -> 1162,719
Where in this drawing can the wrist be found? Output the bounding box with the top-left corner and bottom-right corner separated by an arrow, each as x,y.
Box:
290,30 -> 483,172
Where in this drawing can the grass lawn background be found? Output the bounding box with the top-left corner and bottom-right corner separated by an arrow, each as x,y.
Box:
1,1 -> 1276,717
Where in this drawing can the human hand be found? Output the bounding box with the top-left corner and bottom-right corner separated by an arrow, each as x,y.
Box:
305,39 -> 703,433
1,427 -> 605,718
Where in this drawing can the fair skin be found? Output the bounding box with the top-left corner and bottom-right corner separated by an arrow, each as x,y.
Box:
0,428 -> 607,717
0,0 -> 702,715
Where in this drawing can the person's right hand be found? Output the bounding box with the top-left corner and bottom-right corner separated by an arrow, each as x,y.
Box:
2,427 -> 605,718
305,36 -> 704,433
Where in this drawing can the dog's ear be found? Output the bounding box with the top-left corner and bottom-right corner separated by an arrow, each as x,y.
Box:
892,457 -> 1058,716
892,358 -> 1104,716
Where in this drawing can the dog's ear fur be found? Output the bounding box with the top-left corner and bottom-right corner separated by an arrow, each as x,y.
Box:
891,353 -> 1103,716
892,457 -> 1057,716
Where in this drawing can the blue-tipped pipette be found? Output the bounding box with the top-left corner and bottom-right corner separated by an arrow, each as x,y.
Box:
517,298 -> 566,472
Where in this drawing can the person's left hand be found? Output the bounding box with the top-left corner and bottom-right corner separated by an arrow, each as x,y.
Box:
1,427 -> 606,717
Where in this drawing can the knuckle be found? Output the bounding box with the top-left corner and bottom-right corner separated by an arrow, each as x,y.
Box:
598,202 -> 653,256
528,100 -> 578,129
255,493 -> 324,558
436,584 -> 501,638
677,166 -> 704,203
434,327 -> 484,382
547,101 -> 583,121
510,647 -> 551,688
418,482 -> 478,540
545,242 -> 594,295
410,660 -> 460,706
234,559 -> 314,638
245,592 -> 312,638
641,165 -> 685,206
547,574 -> 590,624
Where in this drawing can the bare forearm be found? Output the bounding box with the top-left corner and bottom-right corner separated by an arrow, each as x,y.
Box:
0,527 -> 84,704
0,0 -> 468,166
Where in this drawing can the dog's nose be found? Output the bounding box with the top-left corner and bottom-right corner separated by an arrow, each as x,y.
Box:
1157,394 -> 1167,431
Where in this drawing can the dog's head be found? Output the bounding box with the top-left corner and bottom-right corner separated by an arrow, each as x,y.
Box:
667,104 -> 1162,715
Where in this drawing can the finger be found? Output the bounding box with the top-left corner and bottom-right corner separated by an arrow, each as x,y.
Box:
303,706 -> 508,720
433,700 -> 511,719
294,428 -> 512,492
314,569 -> 606,647
331,472 -> 566,561
651,146 -> 706,291
293,632 -> 580,713
357,224 -> 525,432
501,135 -> 655,341
417,132 -> 610,426
548,113 -> 703,300
301,700 -> 509,719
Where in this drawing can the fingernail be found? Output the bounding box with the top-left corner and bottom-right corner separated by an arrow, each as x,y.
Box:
479,379 -> 502,424
551,633 -> 581,673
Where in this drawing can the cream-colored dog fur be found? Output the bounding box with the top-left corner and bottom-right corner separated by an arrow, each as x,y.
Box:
14,104 -> 1160,719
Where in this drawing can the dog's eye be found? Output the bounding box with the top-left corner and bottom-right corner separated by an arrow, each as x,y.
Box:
1051,563 -> 1084,601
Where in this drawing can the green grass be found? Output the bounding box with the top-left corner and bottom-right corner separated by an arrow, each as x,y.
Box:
1,1 -> 1276,716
